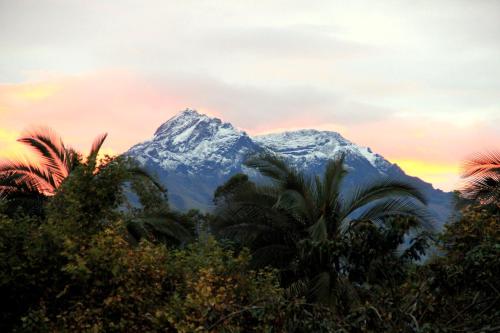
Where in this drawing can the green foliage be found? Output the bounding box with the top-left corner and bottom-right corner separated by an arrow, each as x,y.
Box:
0,214 -> 66,332
403,205 -> 500,332
128,165 -> 169,214
213,154 -> 432,307
124,160 -> 197,247
20,224 -> 170,332
0,151 -> 291,332
213,173 -> 252,205
155,239 -> 285,332
46,156 -> 128,234
2,142 -> 499,332
10,224 -> 292,332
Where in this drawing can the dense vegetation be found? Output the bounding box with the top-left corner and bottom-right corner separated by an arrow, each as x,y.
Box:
0,129 -> 498,332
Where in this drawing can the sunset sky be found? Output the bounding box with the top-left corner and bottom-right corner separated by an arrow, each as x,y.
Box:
1,0 -> 499,191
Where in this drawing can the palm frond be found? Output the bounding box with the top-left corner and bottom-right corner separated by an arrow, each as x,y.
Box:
341,197 -> 434,234
245,153 -> 291,184
322,154 -> 347,209
462,151 -> 500,178
127,166 -> 165,192
18,127 -> 65,160
0,172 -> 40,197
461,174 -> 500,204
87,133 -> 108,166
0,161 -> 57,194
308,216 -> 328,242
17,137 -> 60,172
18,127 -> 72,184
340,180 -> 427,220
461,151 -> 500,205
274,189 -> 310,223
128,215 -> 193,246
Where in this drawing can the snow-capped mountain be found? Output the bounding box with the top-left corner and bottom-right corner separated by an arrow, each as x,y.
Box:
130,109 -> 261,174
127,109 -> 453,224
255,129 -> 393,175
128,109 -> 262,210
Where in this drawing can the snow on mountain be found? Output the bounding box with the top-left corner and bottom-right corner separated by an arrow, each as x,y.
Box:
127,109 -> 262,210
126,109 -> 453,224
128,109 -> 261,175
254,129 -> 392,174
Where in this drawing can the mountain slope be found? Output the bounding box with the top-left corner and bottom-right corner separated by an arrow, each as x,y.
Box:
128,109 -> 262,210
254,130 -> 453,224
127,109 -> 453,225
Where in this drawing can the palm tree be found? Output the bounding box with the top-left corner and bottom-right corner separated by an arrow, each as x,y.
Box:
126,210 -> 195,247
0,128 -> 106,215
213,153 -> 432,304
0,127 -> 194,245
462,151 -> 500,206
0,127 -> 103,198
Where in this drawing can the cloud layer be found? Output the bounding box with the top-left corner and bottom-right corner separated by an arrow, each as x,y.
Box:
1,1 -> 499,191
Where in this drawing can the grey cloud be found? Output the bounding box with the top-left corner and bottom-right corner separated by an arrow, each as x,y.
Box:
147,73 -> 394,128
0,0 -> 498,126
205,25 -> 374,60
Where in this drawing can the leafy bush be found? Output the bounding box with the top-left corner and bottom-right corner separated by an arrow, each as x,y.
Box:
14,225 -> 289,332
403,205 -> 500,332
155,239 -> 285,332
0,214 -> 66,332
2,142 -> 499,332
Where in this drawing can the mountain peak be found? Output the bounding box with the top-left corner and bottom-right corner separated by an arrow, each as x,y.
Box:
254,129 -> 389,171
128,109 -> 260,176
127,109 -> 452,219
149,108 -> 243,147
181,108 -> 201,116
174,108 -> 213,122
154,108 -> 212,137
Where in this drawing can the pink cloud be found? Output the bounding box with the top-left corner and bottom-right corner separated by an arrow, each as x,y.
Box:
339,119 -> 499,165
0,71 -> 186,154
1,71 -> 498,191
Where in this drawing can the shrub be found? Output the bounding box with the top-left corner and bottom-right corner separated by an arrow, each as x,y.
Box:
403,205 -> 500,332
10,221 -> 289,332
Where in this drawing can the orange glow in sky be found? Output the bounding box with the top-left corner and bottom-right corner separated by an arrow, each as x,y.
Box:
1,1 -> 499,192
12,83 -> 59,101
0,72 -> 495,192
391,159 -> 461,191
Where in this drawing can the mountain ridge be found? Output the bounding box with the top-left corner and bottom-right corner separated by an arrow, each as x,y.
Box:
127,109 -> 453,225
